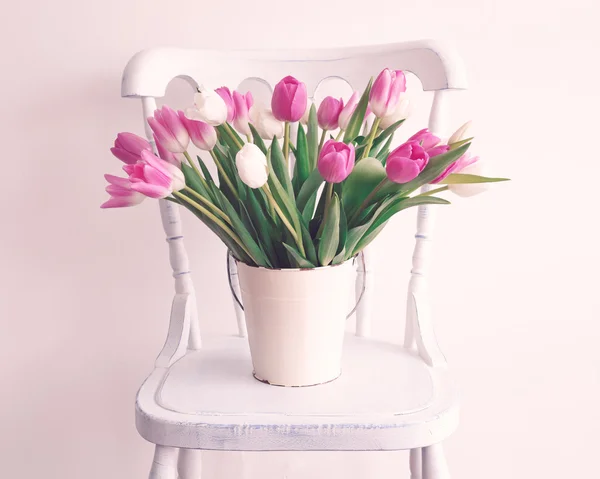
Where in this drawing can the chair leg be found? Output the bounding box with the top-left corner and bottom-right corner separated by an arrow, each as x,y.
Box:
178,449 -> 202,479
148,445 -> 178,479
409,448 -> 422,479
422,443 -> 450,479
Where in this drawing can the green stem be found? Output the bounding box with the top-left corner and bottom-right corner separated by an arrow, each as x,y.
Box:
173,191 -> 256,262
183,151 -> 210,190
335,130 -> 344,141
209,150 -> 239,199
283,122 -> 290,167
349,178 -> 389,225
318,129 -> 328,153
246,134 -> 252,143
183,186 -> 232,226
262,186 -> 305,256
361,117 -> 382,159
224,123 -> 244,149
316,182 -> 334,238
415,185 -> 449,197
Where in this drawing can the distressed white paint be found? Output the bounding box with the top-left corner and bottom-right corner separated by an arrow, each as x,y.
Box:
123,41 -> 464,475
136,335 -> 458,451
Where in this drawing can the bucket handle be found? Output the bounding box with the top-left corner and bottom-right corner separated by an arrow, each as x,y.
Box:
227,251 -> 367,320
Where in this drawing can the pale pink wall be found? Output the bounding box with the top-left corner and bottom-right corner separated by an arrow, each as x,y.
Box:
1,0 -> 599,478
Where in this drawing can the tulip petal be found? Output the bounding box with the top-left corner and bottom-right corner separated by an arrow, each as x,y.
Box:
386,157 -> 421,184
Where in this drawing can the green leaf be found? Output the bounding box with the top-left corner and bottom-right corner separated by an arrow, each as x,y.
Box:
341,157 -> 386,216
295,124 -> 310,191
449,137 -> 474,150
196,156 -> 214,183
331,248 -> 346,265
212,188 -> 273,268
267,162 -> 303,248
301,192 -> 318,224
249,124 -> 268,155
181,163 -> 209,198
343,77 -> 373,143
306,104 -> 319,170
299,218 -> 318,265
246,189 -> 277,263
174,195 -> 252,265
269,138 -> 295,199
216,124 -> 244,154
438,173 -> 510,184
337,206 -> 347,256
296,168 -> 324,213
356,119 -> 404,159
282,243 -> 315,268
318,193 -> 341,266
375,143 -> 472,201
375,134 -> 395,164
352,196 -> 450,256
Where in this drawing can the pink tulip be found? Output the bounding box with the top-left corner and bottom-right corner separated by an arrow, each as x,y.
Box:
386,141 -> 429,184
370,69 -> 406,118
317,96 -> 344,130
233,91 -> 254,136
408,128 -> 442,153
271,75 -> 307,122
178,112 -> 217,151
101,174 -> 146,208
123,150 -> 185,199
338,91 -> 359,131
154,135 -> 183,166
216,87 -> 236,123
148,105 -> 190,153
431,153 -> 480,184
110,133 -> 151,165
317,140 -> 355,183
427,144 -> 450,157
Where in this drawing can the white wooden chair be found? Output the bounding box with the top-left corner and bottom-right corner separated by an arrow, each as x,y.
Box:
121,40 -> 467,479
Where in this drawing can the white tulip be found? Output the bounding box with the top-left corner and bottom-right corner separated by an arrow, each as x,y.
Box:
448,120 -> 472,145
249,104 -> 284,139
379,94 -> 410,130
448,161 -> 489,197
235,143 -> 269,189
186,87 -> 228,126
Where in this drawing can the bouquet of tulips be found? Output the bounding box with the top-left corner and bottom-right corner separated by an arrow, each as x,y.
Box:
103,68 -> 507,269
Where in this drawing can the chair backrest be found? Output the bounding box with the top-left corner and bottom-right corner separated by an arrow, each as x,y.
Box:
120,40 -> 467,351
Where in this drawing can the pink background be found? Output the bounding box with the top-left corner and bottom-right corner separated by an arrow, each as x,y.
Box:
1,0 -> 598,477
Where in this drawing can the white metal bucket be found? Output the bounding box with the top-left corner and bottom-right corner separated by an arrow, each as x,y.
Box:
236,259 -> 354,387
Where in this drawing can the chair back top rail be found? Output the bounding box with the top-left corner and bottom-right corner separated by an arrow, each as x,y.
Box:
121,40 -> 466,98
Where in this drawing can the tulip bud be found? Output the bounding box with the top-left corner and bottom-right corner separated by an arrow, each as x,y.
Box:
317,96 -> 344,130
232,91 -> 254,136
154,134 -> 183,166
101,174 -> 146,209
249,104 -> 284,139
448,120 -> 473,145
338,91 -> 359,131
178,112 -> 217,151
386,141 -> 429,184
215,87 -> 236,123
317,140 -> 355,183
272,75 -> 308,122
186,87 -> 228,126
125,150 -> 185,198
148,106 -> 190,154
369,68 -> 406,118
379,93 -> 410,130
110,132 -> 152,165
235,143 -> 269,188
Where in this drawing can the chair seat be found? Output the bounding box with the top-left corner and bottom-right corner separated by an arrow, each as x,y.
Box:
136,335 -> 458,451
